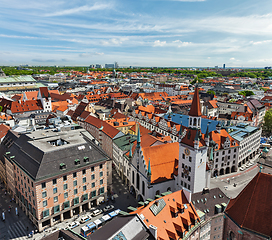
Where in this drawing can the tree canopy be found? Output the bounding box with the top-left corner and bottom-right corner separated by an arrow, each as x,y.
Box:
207,90 -> 215,95
238,90 -> 254,97
263,109 -> 272,134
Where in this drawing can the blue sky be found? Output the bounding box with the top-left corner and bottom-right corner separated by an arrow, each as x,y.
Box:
1,0 -> 272,67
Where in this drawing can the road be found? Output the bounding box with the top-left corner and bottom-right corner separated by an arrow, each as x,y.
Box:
210,164 -> 259,199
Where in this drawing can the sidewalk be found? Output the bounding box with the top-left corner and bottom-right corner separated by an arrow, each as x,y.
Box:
219,164 -> 258,181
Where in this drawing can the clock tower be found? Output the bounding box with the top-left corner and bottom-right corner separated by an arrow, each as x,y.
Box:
176,87 -> 208,193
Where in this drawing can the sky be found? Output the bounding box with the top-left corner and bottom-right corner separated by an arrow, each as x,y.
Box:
1,0 -> 272,67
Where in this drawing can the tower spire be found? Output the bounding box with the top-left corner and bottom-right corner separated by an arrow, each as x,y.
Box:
137,125 -> 141,148
188,87 -> 202,117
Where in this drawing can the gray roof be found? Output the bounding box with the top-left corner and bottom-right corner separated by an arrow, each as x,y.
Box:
87,215 -> 154,240
0,75 -> 36,83
4,128 -> 109,181
191,188 -> 229,217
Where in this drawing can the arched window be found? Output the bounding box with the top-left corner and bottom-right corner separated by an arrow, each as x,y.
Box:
229,231 -> 235,240
142,181 -> 145,196
136,173 -> 140,190
193,118 -> 197,126
132,171 -> 135,184
155,190 -> 160,196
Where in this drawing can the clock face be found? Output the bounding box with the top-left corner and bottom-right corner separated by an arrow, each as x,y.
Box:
184,148 -> 190,156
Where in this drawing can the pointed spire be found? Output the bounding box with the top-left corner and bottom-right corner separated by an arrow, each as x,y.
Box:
137,125 -> 141,148
129,143 -> 132,158
188,87 -> 202,117
147,159 -> 151,176
210,147 -> 213,161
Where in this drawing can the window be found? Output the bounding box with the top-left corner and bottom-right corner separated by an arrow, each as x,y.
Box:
53,187 -> 57,194
100,172 -> 103,177
83,177 -> 86,183
63,175 -> 67,181
41,182 -> 46,188
54,196 -> 58,203
73,172 -> 77,178
100,164 -> 103,169
52,179 -> 57,185
91,190 -> 96,198
53,205 -> 60,214
73,180 -> 77,187
100,179 -> 103,185
42,191 -> 47,198
64,201 -> 70,209
181,181 -> 183,186
92,182 -> 95,188
64,192 -> 68,199
223,151 -> 225,155
82,169 -> 86,175
83,185 -> 87,191
188,184 -> 190,190
91,166 -> 94,171
73,197 -> 79,205
43,209 -> 49,218
82,193 -> 88,201
91,174 -> 95,180
182,154 -> 185,159
99,187 -> 104,194
189,156 -> 192,162
74,189 -> 78,195
188,176 -> 191,181
63,183 -> 68,190
43,200 -> 47,207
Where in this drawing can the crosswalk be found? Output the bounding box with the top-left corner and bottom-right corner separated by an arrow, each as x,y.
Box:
8,220 -> 28,240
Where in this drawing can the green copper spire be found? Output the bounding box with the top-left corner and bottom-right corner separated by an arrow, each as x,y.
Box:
147,159 -> 151,176
210,147 -> 213,161
137,125 -> 141,148
129,143 -> 132,158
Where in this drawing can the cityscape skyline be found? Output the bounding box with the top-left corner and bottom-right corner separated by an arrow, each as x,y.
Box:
1,0 -> 272,67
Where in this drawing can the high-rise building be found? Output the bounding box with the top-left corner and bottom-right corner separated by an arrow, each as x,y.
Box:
105,64 -> 115,69
223,64 -> 226,69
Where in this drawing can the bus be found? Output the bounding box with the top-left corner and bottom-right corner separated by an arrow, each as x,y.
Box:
80,222 -> 96,238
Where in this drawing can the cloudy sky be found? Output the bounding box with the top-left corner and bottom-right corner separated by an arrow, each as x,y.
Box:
1,0 -> 272,67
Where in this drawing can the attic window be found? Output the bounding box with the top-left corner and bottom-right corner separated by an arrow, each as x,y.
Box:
60,163 -> 66,170
83,157 -> 89,162
75,159 -> 80,165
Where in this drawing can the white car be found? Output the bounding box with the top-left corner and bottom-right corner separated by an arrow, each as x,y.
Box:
68,221 -> 79,229
239,166 -> 246,171
103,205 -> 114,212
80,215 -> 91,224
92,209 -> 102,217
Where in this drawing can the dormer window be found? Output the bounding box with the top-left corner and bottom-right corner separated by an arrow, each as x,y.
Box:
75,159 -> 80,165
60,163 -> 66,170
84,157 -> 89,163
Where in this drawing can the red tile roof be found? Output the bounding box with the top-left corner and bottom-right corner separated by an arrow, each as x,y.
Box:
131,190 -> 200,240
84,115 -> 121,139
0,124 -> 10,139
225,172 -> 272,237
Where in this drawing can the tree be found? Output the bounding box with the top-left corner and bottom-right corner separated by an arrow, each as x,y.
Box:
207,90 -> 215,95
263,109 -> 272,133
238,90 -> 254,97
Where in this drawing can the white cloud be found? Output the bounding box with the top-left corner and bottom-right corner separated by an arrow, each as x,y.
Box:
172,40 -> 192,47
79,52 -> 104,57
250,40 -> 272,45
0,34 -> 40,39
153,40 -> 166,47
44,3 -> 111,17
230,57 -> 235,60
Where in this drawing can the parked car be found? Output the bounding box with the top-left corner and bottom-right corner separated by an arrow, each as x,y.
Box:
239,166 -> 246,171
68,221 -> 79,229
80,215 -> 91,224
92,209 -> 102,217
103,205 -> 114,212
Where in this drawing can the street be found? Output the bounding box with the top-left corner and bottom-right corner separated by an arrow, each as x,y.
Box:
210,164 -> 259,199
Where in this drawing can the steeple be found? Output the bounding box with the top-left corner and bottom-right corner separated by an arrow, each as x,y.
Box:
188,87 -> 202,129
129,143 -> 132,158
189,87 -> 202,117
137,125 -> 141,148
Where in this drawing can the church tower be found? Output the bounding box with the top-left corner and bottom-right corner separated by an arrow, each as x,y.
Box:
176,86 -> 208,194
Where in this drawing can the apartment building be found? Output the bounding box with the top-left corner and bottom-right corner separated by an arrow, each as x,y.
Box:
0,127 -> 109,231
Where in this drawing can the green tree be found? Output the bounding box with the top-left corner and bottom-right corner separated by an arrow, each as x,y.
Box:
238,90 -> 254,97
207,90 -> 215,95
263,109 -> 272,133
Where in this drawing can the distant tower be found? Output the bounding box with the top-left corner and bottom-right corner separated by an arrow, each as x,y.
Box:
223,64 -> 226,69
